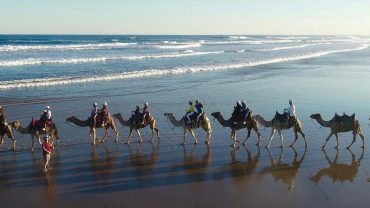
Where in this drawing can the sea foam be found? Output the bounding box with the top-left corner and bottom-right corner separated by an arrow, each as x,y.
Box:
1,44 -> 367,89
0,42 -> 137,52
0,51 -> 224,67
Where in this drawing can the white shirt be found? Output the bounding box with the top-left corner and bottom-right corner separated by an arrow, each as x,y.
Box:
46,109 -> 52,119
287,104 -> 296,117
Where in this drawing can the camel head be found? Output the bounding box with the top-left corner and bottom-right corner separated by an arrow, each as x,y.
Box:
163,113 -> 174,117
211,112 -> 220,118
66,116 -> 76,122
9,120 -> 20,129
112,113 -> 122,119
254,114 -> 263,121
310,114 -> 321,120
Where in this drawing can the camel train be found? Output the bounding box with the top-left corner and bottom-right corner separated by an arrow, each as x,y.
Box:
0,102 -> 367,151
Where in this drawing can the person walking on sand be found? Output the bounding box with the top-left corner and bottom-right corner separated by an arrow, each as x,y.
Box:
42,135 -> 53,172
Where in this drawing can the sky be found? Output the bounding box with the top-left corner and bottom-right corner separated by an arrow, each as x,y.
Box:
1,0 -> 370,35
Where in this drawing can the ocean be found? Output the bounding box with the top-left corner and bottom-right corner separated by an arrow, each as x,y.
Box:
1,35 -> 370,207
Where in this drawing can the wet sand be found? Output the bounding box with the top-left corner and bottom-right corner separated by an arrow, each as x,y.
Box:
2,50 -> 370,207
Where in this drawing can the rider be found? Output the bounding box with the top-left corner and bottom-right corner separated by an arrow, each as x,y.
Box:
241,100 -> 251,121
101,102 -> 110,127
284,99 -> 296,124
131,106 -> 141,125
231,101 -> 242,125
0,105 -> 7,130
91,102 -> 99,127
194,100 -> 204,123
185,101 -> 194,124
44,106 -> 52,130
40,109 -> 48,131
141,102 -> 149,125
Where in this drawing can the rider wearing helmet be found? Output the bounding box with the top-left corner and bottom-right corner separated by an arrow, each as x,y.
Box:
194,99 -> 204,123
241,100 -> 250,121
141,102 -> 149,125
40,109 -> 48,131
44,106 -> 52,130
101,102 -> 110,127
131,106 -> 141,125
91,102 -> 99,127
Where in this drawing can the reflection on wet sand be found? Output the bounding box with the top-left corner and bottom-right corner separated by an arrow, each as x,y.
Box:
91,144 -> 119,177
127,142 -> 159,176
215,145 -> 260,184
171,144 -> 212,181
257,147 -> 307,191
311,148 -> 364,183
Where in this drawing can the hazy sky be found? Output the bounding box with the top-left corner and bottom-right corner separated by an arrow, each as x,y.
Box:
1,0 -> 370,35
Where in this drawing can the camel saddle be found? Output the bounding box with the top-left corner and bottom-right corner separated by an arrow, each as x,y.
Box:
128,112 -> 150,127
185,113 -> 205,127
30,118 -> 49,131
333,113 -> 355,126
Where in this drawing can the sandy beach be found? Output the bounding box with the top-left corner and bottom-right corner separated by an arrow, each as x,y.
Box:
1,38 -> 370,208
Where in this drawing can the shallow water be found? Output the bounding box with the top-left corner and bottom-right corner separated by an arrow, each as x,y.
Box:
1,35 -> 370,207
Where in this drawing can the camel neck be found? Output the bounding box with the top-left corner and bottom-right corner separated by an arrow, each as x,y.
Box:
168,115 -> 182,127
315,116 -> 331,128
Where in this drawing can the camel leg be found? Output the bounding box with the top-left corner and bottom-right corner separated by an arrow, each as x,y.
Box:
346,131 -> 357,149
125,129 -> 133,144
290,130 -> 299,147
112,126 -> 119,143
334,133 -> 340,149
181,128 -> 187,145
231,129 -> 237,147
278,130 -> 284,148
254,126 -> 262,147
190,129 -> 199,144
148,128 -> 154,143
359,132 -> 365,148
6,128 -> 16,151
205,130 -> 211,145
136,129 -> 143,143
35,132 -> 42,145
0,134 -> 4,145
242,128 -> 252,146
266,129 -> 275,148
322,132 -> 334,149
300,129 -> 308,147
91,128 -> 96,145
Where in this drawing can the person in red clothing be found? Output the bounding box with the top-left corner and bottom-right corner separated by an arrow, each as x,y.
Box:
42,135 -> 53,172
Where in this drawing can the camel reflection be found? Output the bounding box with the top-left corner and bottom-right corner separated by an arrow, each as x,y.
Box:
311,148 -> 363,183
171,144 -> 212,181
127,142 -> 159,176
91,144 -> 119,177
214,145 -> 260,184
258,147 -> 306,191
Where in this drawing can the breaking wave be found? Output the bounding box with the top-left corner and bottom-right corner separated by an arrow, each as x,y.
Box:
1,44 -> 367,89
257,44 -> 314,51
0,42 -> 137,52
0,51 -> 224,67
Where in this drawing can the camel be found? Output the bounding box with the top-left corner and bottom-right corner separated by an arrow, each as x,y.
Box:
66,116 -> 119,145
164,113 -> 212,145
255,113 -> 307,148
0,124 -> 16,151
113,112 -> 159,144
310,113 -> 364,149
311,148 -> 363,183
211,111 -> 261,147
10,120 -> 59,151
